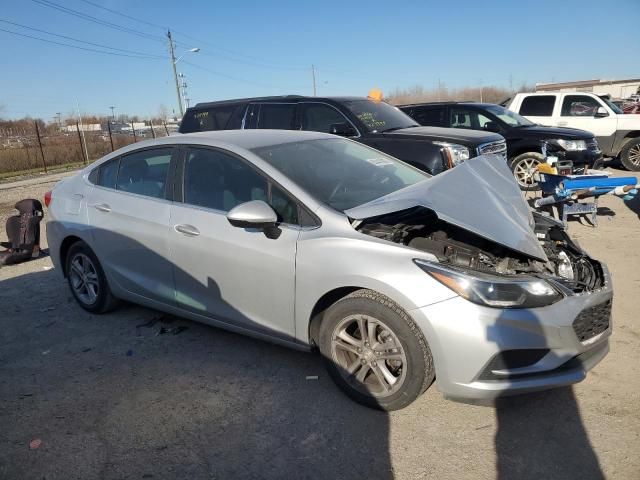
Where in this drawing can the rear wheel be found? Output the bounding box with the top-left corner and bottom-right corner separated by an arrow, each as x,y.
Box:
509,152 -> 544,191
66,241 -> 119,313
318,289 -> 434,411
620,138 -> 640,171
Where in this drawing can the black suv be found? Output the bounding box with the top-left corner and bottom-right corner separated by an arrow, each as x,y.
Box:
179,96 -> 506,177
399,102 -> 602,190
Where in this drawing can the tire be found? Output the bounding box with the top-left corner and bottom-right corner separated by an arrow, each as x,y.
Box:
66,241 -> 119,314
620,138 -> 640,171
509,152 -> 544,191
318,289 -> 435,411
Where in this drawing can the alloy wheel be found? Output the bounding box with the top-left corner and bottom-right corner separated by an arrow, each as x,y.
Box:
513,157 -> 541,188
69,253 -> 99,305
629,144 -> 640,167
330,314 -> 408,398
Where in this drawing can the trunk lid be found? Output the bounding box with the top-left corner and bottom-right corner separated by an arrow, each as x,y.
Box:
345,155 -> 548,261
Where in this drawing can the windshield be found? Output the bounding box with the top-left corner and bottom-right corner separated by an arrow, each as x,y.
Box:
252,138 -> 428,211
600,97 -> 623,114
484,104 -> 535,127
343,100 -> 419,133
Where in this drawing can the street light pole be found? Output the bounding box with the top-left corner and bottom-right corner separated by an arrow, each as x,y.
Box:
109,106 -> 115,120
167,30 -> 199,117
167,30 -> 183,117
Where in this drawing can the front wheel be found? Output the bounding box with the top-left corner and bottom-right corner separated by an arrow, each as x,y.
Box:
620,138 -> 640,171
509,152 -> 544,191
318,289 -> 435,411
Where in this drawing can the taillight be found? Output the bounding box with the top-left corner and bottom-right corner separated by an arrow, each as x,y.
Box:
44,190 -> 52,207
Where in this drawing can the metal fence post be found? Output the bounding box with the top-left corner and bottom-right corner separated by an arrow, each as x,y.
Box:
131,122 -> 137,142
34,121 -> 48,173
76,122 -> 87,164
149,120 -> 157,139
107,121 -> 114,152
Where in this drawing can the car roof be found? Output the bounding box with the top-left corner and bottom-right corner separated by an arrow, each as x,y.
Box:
177,129 -> 332,149
191,96 -> 368,109
397,101 -> 496,108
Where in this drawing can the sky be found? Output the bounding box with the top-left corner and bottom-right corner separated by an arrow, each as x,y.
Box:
1,0 -> 639,121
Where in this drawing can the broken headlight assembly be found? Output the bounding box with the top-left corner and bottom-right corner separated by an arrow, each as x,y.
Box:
434,142 -> 470,167
414,259 -> 563,308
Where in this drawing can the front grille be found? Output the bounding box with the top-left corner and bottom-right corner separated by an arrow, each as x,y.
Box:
572,299 -> 611,342
478,140 -> 508,161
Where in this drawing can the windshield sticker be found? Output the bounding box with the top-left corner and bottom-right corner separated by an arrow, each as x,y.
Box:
357,112 -> 386,130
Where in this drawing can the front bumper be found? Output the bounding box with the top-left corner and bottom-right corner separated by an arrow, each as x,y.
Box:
409,263 -> 613,402
562,148 -> 603,168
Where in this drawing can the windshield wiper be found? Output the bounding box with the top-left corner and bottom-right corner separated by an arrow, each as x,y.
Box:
381,125 -> 419,133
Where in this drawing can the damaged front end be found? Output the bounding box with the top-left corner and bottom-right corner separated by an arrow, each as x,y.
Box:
353,207 -> 605,297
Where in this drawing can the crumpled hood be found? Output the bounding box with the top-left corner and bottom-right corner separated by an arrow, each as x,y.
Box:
345,155 -> 548,261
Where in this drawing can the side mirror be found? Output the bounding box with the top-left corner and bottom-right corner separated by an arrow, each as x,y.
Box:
227,200 -> 277,229
483,121 -> 501,133
330,122 -> 357,137
594,106 -> 609,118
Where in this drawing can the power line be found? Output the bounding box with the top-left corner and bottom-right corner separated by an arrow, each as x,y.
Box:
181,60 -> 307,90
74,0 -> 308,70
0,19 -> 164,58
31,0 -> 166,43
0,26 -> 161,58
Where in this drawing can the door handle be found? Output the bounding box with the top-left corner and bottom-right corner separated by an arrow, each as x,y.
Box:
174,224 -> 200,237
92,203 -> 111,212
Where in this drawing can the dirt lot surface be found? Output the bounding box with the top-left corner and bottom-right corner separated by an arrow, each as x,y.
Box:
1,166 -> 639,479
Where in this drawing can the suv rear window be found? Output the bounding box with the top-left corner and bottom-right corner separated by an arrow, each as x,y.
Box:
256,104 -> 296,129
519,96 -> 556,116
412,106 -> 446,127
180,104 -> 241,133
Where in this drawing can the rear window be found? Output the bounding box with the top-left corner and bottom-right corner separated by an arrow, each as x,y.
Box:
256,104 -> 296,129
519,96 -> 556,116
180,105 -> 241,133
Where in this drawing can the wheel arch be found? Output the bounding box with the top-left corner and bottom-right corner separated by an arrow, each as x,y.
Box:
59,235 -> 84,277
308,286 -> 363,349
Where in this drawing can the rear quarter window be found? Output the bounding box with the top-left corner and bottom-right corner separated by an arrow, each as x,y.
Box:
519,96 -> 556,116
180,105 -> 242,133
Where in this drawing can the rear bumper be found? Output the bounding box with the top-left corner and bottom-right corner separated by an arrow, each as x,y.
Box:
409,264 -> 613,403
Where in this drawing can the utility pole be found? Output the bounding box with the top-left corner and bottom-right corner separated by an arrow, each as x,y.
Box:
55,112 -> 61,129
311,64 -> 317,96
109,106 -> 116,120
168,30 -> 184,116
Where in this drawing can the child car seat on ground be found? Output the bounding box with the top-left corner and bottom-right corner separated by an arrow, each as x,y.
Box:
0,198 -> 44,266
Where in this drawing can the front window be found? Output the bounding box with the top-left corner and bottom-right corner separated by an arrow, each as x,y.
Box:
483,104 -> 535,127
343,100 -> 418,133
561,95 -> 602,117
252,138 -> 428,211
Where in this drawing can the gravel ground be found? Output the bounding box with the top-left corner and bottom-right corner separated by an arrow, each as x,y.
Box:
0,166 -> 639,480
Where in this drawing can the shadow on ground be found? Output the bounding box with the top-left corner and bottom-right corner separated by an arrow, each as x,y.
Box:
1,266 -> 606,479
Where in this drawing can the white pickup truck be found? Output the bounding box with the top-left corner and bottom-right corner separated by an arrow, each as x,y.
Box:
505,92 -> 640,171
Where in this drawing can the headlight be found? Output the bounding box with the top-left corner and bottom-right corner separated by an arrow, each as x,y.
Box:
434,141 -> 470,166
555,139 -> 587,151
414,259 -> 562,308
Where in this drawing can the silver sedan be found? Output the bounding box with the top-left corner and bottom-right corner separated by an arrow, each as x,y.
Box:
46,130 -> 612,410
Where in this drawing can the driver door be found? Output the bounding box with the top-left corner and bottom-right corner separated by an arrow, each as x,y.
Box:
168,146 -> 301,340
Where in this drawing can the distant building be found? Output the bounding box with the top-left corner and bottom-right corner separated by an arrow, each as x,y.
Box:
62,123 -> 101,133
535,78 -> 640,100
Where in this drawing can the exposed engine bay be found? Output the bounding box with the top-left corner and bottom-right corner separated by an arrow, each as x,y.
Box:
353,207 -> 604,293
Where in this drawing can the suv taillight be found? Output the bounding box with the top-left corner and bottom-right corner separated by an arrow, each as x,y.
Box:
44,190 -> 52,207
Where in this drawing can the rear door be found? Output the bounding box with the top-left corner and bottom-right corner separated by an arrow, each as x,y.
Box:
516,94 -> 557,127
87,147 -> 177,304
251,103 -> 298,130
168,146 -> 301,339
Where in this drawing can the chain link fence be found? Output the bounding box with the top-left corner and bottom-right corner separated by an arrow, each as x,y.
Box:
0,121 -> 177,178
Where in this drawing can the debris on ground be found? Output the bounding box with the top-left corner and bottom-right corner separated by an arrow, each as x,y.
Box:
306,375 -> 319,381
29,438 -> 42,450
